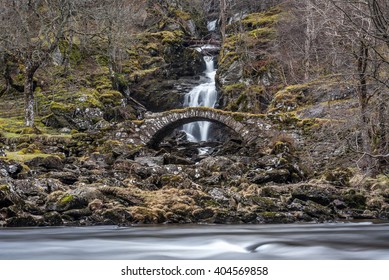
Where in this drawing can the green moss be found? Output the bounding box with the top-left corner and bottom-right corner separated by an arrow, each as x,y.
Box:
129,67 -> 159,81
94,75 -> 113,91
268,84 -> 311,113
0,117 -> 25,134
232,114 -> 245,122
240,9 -> 282,30
148,31 -> 184,45
248,27 -> 276,39
2,151 -> 53,162
58,194 -> 74,205
50,101 -> 73,112
260,211 -> 278,218
173,9 -> 191,21
342,190 -> 367,209
224,83 -> 245,93
0,185 -> 10,192
18,144 -> 41,155
99,90 -> 123,106
132,120 -> 145,126
58,40 -> 82,64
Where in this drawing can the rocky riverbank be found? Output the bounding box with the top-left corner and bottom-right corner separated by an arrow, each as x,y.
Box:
1,136 -> 389,227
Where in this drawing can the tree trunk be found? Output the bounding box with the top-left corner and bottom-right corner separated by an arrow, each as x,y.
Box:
377,93 -> 388,171
304,0 -> 314,82
356,40 -> 373,173
24,66 -> 36,127
219,0 -> 227,42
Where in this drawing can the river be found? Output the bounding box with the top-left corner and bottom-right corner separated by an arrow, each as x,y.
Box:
1,222 -> 389,260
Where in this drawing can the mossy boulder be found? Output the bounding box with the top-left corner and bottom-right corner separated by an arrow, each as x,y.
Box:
43,87 -> 127,131
268,84 -> 309,113
48,193 -> 88,212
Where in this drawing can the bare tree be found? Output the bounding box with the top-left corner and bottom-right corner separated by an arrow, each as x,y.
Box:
0,0 -> 71,127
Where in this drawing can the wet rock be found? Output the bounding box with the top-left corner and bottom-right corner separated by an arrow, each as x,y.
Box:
6,214 -> 42,227
43,211 -> 63,226
291,184 -> 335,206
212,211 -> 241,224
304,201 -> 333,220
0,169 -> 8,178
192,208 -> 214,220
378,209 -> 389,220
63,208 -> 92,219
256,212 -> 296,223
102,208 -> 133,225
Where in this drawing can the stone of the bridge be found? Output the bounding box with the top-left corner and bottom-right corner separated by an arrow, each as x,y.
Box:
137,107 -> 272,147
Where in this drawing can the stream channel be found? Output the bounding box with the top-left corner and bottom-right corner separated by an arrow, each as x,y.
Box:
1,222 -> 389,259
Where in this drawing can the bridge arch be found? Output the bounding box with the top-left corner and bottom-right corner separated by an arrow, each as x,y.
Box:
138,107 -> 252,147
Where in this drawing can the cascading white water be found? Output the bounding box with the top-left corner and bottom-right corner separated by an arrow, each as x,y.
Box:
207,19 -> 217,32
182,56 -> 217,142
181,20 -> 219,143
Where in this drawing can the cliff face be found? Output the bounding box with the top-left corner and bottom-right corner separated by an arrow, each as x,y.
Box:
216,8 -> 284,114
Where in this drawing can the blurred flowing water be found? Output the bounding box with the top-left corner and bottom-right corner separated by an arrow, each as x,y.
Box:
1,223 -> 389,260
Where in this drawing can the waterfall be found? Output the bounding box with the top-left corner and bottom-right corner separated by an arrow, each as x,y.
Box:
182,56 -> 217,142
181,20 -> 219,143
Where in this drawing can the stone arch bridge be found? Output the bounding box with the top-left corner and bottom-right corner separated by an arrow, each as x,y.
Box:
136,107 -> 274,147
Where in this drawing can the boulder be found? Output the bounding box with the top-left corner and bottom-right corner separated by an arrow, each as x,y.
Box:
6,214 -> 42,227
291,184 -> 336,206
